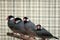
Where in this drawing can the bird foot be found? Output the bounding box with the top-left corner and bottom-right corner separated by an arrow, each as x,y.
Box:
7,32 -> 14,35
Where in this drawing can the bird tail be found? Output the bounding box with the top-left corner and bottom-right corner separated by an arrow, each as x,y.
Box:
53,36 -> 59,39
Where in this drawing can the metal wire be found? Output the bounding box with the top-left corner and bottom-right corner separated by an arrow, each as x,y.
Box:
0,0 -> 59,40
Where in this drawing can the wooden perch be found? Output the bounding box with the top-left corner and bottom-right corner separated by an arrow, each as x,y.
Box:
7,32 -> 36,40
41,38 -> 45,40
7,32 -> 21,39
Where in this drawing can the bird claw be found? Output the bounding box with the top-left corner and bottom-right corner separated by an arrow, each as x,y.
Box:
7,32 -> 14,35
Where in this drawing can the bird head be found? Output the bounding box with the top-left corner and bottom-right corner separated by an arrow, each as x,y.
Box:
23,17 -> 30,23
7,15 -> 14,20
14,17 -> 22,24
36,24 -> 41,30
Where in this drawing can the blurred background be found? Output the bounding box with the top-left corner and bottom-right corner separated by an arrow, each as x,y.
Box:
0,0 -> 60,40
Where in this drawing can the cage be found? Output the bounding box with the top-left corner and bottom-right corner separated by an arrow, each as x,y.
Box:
0,0 -> 59,40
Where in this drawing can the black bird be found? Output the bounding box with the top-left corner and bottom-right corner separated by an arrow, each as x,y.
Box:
7,15 -> 15,32
36,24 -> 59,40
23,17 -> 36,37
14,17 -> 26,34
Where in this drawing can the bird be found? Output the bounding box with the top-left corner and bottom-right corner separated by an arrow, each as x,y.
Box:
14,17 -> 26,34
7,15 -> 15,32
23,17 -> 36,30
35,24 -> 59,40
23,17 -> 37,38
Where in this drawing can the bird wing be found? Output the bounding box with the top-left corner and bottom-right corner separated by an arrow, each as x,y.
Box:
24,21 -> 36,36
14,22 -> 26,33
8,20 -> 15,30
36,28 -> 53,38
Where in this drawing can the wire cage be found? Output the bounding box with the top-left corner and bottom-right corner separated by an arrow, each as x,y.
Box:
0,0 -> 59,40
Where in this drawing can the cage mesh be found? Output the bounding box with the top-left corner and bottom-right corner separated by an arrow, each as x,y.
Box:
0,0 -> 60,40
